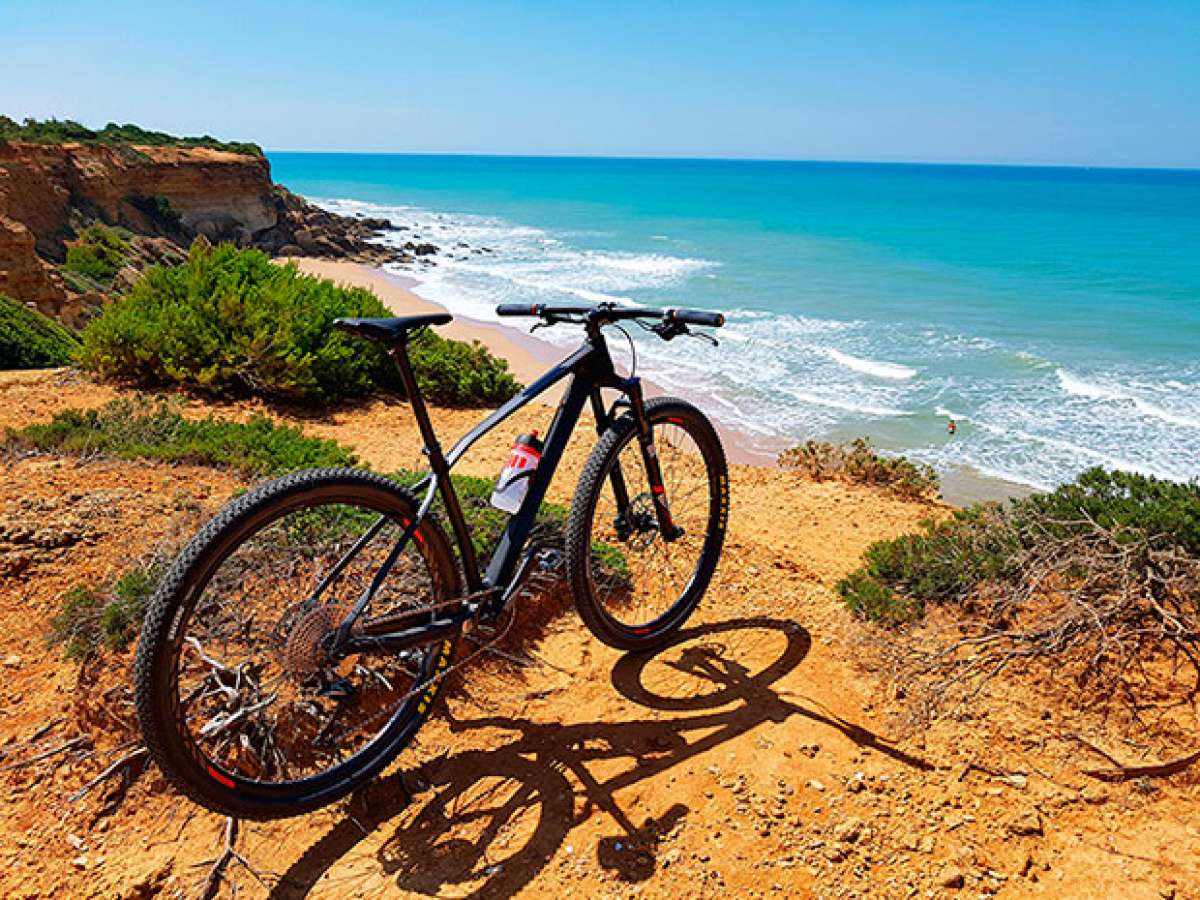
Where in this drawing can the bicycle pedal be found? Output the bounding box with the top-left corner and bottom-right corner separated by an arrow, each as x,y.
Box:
535,548 -> 564,572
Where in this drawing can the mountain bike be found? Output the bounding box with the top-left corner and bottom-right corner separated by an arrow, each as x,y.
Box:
134,301 -> 729,819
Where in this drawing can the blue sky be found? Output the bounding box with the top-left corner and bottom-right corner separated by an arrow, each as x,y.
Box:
3,1 -> 1198,167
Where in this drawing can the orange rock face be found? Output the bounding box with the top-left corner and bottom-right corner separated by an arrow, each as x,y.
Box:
0,215 -> 70,315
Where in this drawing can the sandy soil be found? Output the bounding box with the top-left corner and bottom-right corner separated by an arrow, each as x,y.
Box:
0,370 -> 1197,899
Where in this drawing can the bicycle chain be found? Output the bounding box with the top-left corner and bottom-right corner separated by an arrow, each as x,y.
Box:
329,590 -> 522,739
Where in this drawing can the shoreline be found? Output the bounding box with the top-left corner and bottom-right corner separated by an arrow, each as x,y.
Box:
287,257 -> 1035,506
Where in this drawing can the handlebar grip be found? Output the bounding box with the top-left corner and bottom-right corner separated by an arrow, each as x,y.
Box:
668,308 -> 725,328
496,303 -> 542,317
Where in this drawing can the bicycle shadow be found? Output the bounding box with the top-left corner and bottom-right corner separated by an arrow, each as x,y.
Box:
269,616 -> 930,898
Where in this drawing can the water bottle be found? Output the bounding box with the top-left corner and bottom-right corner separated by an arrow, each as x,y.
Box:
490,431 -> 543,514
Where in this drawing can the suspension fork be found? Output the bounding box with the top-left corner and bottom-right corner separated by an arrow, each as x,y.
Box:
590,387 -> 634,534
624,378 -> 682,542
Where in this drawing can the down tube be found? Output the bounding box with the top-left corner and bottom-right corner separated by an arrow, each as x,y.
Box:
484,374 -> 591,586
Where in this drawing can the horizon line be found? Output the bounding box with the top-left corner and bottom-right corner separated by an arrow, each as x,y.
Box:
264,148 -> 1200,173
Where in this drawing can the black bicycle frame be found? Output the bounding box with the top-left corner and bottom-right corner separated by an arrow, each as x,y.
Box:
334,321 -> 666,656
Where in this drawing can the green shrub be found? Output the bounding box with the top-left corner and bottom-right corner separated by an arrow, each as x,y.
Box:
49,563 -> 160,659
408,331 -> 524,409
78,242 -> 520,405
838,467 -> 1200,624
7,396 -> 357,476
779,437 -> 939,500
0,293 -> 79,369
64,224 -> 129,284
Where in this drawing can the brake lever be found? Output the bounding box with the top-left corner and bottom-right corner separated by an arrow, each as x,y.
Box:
690,331 -> 719,347
651,320 -> 688,341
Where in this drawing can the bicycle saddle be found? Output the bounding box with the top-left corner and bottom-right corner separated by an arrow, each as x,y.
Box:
333,314 -> 452,345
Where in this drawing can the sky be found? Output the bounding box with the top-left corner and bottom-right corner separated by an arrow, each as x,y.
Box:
3,1 -> 1198,167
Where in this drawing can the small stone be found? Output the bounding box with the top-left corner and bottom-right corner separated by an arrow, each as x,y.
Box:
937,864 -> 965,889
824,844 -> 847,862
1007,808 -> 1043,837
807,779 -> 826,793
834,818 -> 864,844
2,655 -> 21,668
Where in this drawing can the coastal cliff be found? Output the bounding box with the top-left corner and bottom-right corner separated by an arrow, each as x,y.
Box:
0,141 -> 400,324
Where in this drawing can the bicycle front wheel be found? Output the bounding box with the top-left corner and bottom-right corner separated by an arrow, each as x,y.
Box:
134,468 -> 460,820
566,397 -> 729,651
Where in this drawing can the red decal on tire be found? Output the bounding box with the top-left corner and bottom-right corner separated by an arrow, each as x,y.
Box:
207,764 -> 235,789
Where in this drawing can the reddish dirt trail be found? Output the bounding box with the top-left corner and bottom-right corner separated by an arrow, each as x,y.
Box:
0,372 -> 1197,899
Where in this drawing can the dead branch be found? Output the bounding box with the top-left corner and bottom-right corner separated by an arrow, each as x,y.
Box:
0,736 -> 88,772
68,746 -> 149,803
878,509 -> 1200,736
199,817 -> 268,900
1083,748 -> 1200,782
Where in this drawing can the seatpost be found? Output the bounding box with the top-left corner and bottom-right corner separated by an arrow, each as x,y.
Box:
390,345 -> 442,463
389,342 -> 484,590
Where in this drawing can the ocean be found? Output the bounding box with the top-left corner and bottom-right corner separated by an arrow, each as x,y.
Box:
269,153 -> 1200,493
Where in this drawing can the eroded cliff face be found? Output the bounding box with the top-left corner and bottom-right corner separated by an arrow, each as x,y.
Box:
0,141 -> 402,326
0,142 -> 277,321
0,143 -> 277,257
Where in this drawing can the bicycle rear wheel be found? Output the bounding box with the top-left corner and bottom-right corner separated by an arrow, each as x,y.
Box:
566,398 -> 729,651
134,468 -> 460,820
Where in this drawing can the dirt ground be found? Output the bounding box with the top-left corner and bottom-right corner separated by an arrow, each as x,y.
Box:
0,370 -> 1196,899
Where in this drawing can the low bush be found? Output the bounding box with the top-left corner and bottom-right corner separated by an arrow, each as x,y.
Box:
7,397 -> 357,476
63,224 -> 129,285
778,437 -> 938,500
50,563 -> 161,659
0,293 -> 79,369
840,467 -> 1200,718
78,242 -> 520,406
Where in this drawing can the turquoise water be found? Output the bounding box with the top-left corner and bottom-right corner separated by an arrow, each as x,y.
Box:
269,153 -> 1200,490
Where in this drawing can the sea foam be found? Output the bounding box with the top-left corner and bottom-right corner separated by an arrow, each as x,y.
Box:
823,347 -> 917,380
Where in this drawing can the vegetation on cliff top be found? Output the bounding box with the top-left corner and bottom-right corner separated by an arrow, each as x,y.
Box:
77,242 -> 520,405
778,437 -> 939,500
839,467 -> 1200,624
0,115 -> 263,156
0,293 -> 79,369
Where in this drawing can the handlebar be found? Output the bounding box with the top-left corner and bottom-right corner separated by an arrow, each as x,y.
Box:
495,302 -> 725,328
